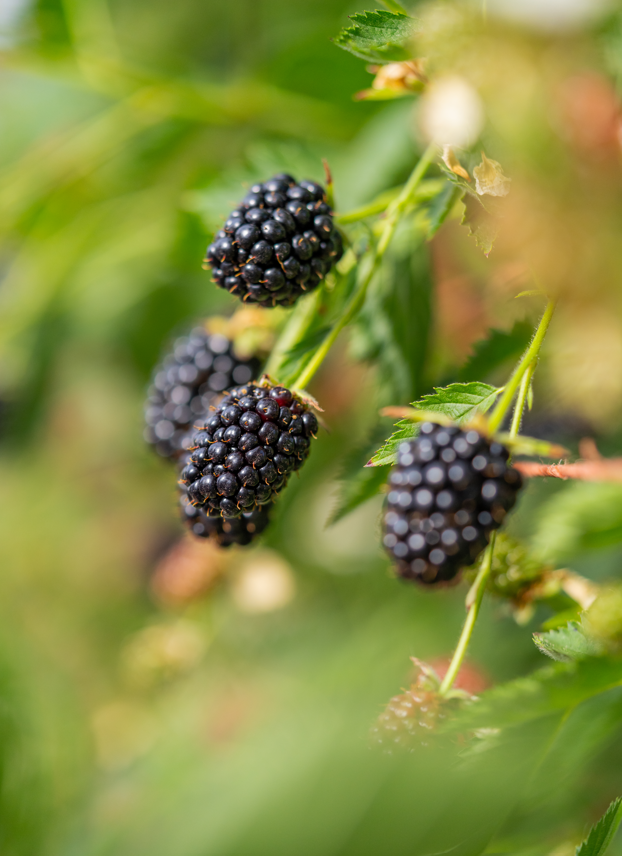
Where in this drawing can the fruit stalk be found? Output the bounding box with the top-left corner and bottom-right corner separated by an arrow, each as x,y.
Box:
487,299 -> 556,434
438,531 -> 497,696
508,358 -> 536,440
290,142 -> 438,390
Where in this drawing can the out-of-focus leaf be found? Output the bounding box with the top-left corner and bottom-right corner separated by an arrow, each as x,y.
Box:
576,797 -> 622,856
534,622 -> 605,662
450,657 -> 622,732
461,194 -> 499,256
496,433 -> 570,459
329,464 -> 388,526
459,322 -> 533,382
369,383 -> 499,467
531,482 -> 622,563
425,181 -> 462,239
333,10 -> 417,64
352,221 -> 432,406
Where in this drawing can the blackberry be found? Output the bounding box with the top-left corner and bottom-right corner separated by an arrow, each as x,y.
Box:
179,381 -> 318,518
179,489 -> 271,547
370,683 -> 445,752
203,174 -> 343,307
144,325 -> 261,459
382,422 -> 522,585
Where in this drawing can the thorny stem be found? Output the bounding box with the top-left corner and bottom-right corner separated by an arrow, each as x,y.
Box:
439,532 -> 497,696
487,299 -> 556,434
290,142 -> 438,390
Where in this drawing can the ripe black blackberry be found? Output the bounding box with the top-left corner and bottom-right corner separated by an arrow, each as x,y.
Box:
203,174 -> 343,307
180,489 -> 271,547
382,422 -> 522,585
144,325 -> 261,459
179,380 -> 319,518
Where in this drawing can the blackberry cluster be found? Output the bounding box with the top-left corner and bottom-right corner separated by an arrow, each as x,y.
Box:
144,326 -> 261,459
179,491 -> 271,547
203,174 -> 343,307
179,381 -> 318,519
383,423 -> 522,585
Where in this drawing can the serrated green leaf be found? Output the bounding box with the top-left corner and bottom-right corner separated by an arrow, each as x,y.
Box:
534,622 -> 605,662
415,382 -> 500,422
425,182 -> 462,239
368,382 -> 499,467
459,321 -> 533,383
576,797 -> 622,856
447,657 -> 622,733
334,10 -> 417,64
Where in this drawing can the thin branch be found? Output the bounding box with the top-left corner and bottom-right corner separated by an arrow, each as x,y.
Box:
513,459 -> 622,483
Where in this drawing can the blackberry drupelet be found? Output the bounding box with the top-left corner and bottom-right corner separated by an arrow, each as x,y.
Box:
382,422 -> 522,585
144,325 -> 261,459
203,174 -> 343,307
370,683 -> 444,752
180,489 -> 271,547
179,381 -> 319,518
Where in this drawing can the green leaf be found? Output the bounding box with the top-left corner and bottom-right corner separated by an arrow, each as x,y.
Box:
534,622 -> 605,663
368,382 -> 499,467
414,382 -> 500,423
333,10 -> 417,64
425,182 -> 462,239
531,482 -> 622,564
283,327 -> 332,363
459,321 -> 533,383
495,432 -> 569,459
328,464 -> 388,526
352,222 -> 432,405
448,657 -> 622,732
576,797 -> 622,856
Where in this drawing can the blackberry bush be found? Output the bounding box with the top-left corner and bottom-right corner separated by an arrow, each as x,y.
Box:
382,423 -> 522,585
203,174 -> 343,307
144,324 -> 261,459
179,380 -> 318,519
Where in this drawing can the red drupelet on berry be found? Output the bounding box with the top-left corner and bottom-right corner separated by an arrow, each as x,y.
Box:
382,422 -> 522,585
203,174 -> 343,307
144,325 -> 261,460
179,381 -> 319,519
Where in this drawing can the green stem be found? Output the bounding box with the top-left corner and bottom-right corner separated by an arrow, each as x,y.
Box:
291,142 -> 438,390
487,299 -> 556,434
509,359 -> 536,439
263,286 -> 324,379
439,532 -> 496,697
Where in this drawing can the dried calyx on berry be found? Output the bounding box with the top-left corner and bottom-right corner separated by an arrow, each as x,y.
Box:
144,322 -> 262,460
179,380 -> 319,519
179,491 -> 271,547
382,422 -> 523,585
203,174 -> 343,307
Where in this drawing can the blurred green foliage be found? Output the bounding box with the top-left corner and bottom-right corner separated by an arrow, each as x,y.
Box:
1,1 -> 622,855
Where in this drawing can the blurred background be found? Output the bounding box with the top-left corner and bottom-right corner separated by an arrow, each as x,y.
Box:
1,0 -> 622,854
